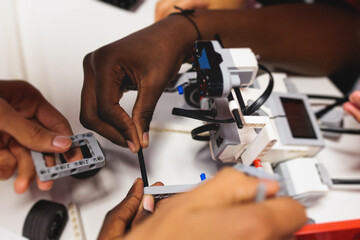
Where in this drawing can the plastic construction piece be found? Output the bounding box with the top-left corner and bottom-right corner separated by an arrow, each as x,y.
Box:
194,41 -> 258,98
68,203 -> 85,240
138,147 -> 149,187
200,173 -> 206,181
255,183 -> 267,202
23,200 -> 68,240
144,163 -> 280,200
177,85 -> 184,95
253,159 -> 263,169
233,163 -> 280,181
274,158 -> 331,207
31,132 -> 105,182
184,83 -> 201,108
144,184 -> 197,199
296,219 -> 360,240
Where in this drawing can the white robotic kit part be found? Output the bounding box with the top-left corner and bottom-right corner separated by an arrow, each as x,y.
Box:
274,158 -> 332,207
219,45 -> 259,95
319,107 -> 344,138
194,40 -> 258,98
208,98 -> 278,164
204,91 -> 324,165
148,41 -> 333,207
262,92 -> 324,162
31,132 -> 105,181
144,184 -> 197,199
144,163 -> 280,200
68,202 -> 86,240
144,160 -> 332,207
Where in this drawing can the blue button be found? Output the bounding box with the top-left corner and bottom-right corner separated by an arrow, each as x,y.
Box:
177,85 -> 184,95
200,173 -> 206,181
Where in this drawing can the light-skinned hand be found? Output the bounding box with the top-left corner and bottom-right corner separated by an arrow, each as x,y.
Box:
343,90 -> 360,122
0,80 -> 74,193
99,168 -> 307,240
155,0 -> 246,21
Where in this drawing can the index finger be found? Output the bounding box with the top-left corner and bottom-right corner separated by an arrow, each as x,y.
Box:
92,53 -> 140,151
0,99 -> 71,152
36,98 -> 73,136
80,53 -> 128,148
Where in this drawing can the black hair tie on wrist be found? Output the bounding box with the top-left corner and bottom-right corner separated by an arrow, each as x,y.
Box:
169,6 -> 202,40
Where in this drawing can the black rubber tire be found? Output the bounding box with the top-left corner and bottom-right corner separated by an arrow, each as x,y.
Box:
184,84 -> 201,108
23,200 -> 68,240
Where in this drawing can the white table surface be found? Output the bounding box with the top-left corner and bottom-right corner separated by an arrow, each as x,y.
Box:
0,1 -> 359,239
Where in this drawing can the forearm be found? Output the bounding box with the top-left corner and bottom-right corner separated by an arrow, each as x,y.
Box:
171,4 -> 359,75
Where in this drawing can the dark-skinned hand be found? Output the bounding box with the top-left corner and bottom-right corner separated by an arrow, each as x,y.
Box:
80,15 -> 198,152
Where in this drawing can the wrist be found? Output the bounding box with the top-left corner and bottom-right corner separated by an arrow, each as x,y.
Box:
161,14 -> 199,62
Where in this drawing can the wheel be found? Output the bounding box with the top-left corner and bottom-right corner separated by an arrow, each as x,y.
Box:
184,83 -> 201,108
23,200 -> 68,240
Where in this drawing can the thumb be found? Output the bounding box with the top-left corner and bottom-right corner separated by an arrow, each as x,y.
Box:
132,83 -> 163,148
98,178 -> 144,240
131,181 -> 164,227
0,99 -> 71,152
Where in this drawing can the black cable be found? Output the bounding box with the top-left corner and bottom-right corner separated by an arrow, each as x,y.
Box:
191,123 -> 219,141
307,94 -> 346,101
320,126 -> 360,135
307,94 -> 348,119
234,87 -> 247,113
228,93 -> 243,128
332,179 -> 360,185
314,98 -> 348,119
307,95 -> 360,134
137,147 -> 149,187
243,64 -> 274,115
172,108 -> 234,123
169,6 -> 202,40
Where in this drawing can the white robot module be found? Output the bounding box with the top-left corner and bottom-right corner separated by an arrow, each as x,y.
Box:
144,40 -> 333,206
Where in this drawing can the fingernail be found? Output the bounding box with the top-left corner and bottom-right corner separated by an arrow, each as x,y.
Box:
14,178 -> 29,194
52,136 -> 72,149
127,140 -> 136,153
142,132 -> 149,146
342,103 -> 350,112
143,195 -> 154,213
38,181 -> 53,191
